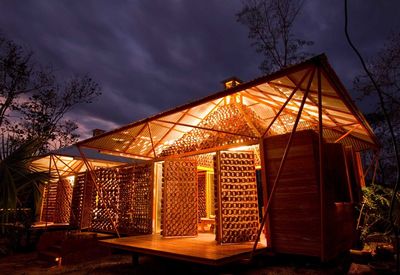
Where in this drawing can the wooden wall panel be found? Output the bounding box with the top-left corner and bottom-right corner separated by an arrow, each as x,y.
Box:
323,143 -> 357,259
263,130 -> 321,257
326,203 -> 356,260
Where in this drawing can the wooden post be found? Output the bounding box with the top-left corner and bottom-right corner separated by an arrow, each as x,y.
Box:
259,139 -> 271,247
44,154 -> 53,229
216,151 -> 223,243
251,67 -> 315,257
317,66 -> 326,261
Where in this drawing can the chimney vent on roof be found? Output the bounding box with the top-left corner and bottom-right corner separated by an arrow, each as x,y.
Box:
222,77 -> 242,90
92,128 -> 105,137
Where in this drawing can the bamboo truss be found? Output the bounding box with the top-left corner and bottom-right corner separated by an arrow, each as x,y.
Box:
77,55 -> 378,162
251,67 -> 316,256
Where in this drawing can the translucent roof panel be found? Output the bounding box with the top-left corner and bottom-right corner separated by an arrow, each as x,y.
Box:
79,55 -> 378,158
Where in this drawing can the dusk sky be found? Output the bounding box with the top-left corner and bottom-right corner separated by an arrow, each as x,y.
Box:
1,0 -> 399,140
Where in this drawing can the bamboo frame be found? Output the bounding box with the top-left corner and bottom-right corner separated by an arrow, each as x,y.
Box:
234,101 -> 262,137
44,154 -> 52,228
259,139 -> 271,247
123,123 -> 148,154
216,151 -> 223,242
156,140 -> 259,161
77,146 -> 121,238
317,66 -> 326,261
334,124 -> 360,143
50,154 -> 75,224
155,119 -> 257,139
145,108 -> 193,156
318,64 -> 379,147
251,67 -> 315,256
286,75 -> 351,135
243,90 -> 318,128
261,68 -> 313,137
147,122 -> 157,158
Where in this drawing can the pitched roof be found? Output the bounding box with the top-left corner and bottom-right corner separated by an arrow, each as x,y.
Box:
78,54 -> 378,159
31,145 -> 135,177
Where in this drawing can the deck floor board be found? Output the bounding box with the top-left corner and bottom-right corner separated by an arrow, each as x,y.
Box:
99,233 -> 267,266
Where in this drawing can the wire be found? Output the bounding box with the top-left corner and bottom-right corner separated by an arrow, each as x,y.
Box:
344,0 -> 400,272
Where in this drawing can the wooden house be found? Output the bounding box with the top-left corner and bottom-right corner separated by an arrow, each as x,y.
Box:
58,55 -> 377,264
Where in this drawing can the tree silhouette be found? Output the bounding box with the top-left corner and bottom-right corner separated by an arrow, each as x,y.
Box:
237,0 -> 313,73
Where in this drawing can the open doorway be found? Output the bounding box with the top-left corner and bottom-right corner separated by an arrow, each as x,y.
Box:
152,144 -> 266,246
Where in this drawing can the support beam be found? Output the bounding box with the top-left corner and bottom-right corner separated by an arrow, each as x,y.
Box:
53,154 -> 79,175
156,119 -> 258,139
251,67 -> 315,257
261,68 -> 313,137
147,122 -> 157,158
50,155 -> 75,224
123,123 -> 148,153
145,108 -> 192,156
334,124 -> 360,143
78,146 -> 121,238
317,66 -> 326,261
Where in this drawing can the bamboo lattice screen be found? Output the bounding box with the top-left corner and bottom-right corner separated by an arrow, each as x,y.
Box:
54,178 -> 73,223
214,151 -> 260,244
69,163 -> 153,234
161,158 -> 198,237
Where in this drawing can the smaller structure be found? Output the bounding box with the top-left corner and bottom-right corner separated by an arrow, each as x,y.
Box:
31,145 -> 134,229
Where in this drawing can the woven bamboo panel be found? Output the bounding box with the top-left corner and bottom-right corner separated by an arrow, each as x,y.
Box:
91,167 -> 120,232
159,103 -> 265,157
54,178 -> 73,223
70,172 -> 94,228
119,163 -> 153,234
161,158 -> 198,237
215,151 -> 260,244
196,153 -> 214,169
41,181 -> 58,222
198,171 -> 207,220
81,174 -> 95,229
118,166 -> 135,233
70,173 -> 85,227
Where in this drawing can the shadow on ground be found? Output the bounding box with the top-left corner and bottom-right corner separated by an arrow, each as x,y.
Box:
0,250 -> 348,275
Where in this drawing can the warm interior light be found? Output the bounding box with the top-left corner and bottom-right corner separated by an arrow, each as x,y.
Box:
66,175 -> 75,187
61,156 -> 74,161
228,145 -> 254,151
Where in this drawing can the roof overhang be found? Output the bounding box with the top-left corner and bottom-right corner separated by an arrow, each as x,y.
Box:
31,145 -> 135,177
77,54 -> 379,160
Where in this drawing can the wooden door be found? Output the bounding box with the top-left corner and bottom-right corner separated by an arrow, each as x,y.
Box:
161,158 -> 198,237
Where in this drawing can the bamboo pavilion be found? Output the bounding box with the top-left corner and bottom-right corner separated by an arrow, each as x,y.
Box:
50,55 -> 378,264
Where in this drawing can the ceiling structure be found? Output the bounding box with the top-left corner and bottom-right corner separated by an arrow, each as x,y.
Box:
78,55 -> 379,160
31,145 -> 134,177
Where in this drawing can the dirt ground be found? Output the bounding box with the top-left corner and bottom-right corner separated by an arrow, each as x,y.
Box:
0,251 -> 350,275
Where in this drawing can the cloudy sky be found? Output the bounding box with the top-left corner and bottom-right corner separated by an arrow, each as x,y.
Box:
1,0 -> 399,139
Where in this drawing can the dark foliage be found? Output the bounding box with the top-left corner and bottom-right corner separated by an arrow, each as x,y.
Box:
237,0 -> 313,73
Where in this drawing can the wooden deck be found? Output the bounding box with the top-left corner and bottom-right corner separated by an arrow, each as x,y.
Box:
99,233 -> 268,266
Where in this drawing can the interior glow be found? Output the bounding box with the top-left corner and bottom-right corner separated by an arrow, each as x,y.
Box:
66,175 -> 75,187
